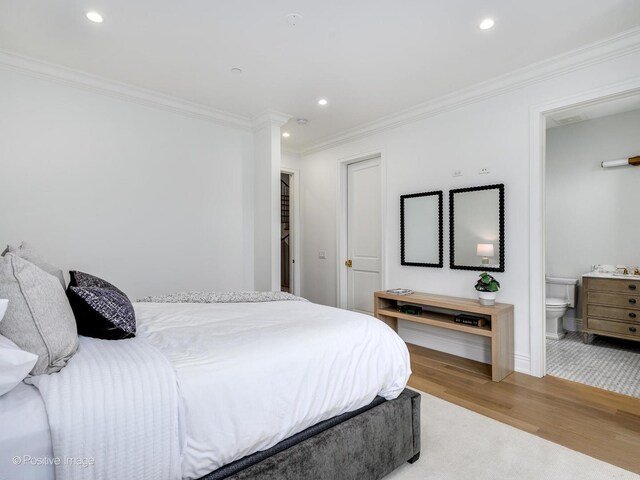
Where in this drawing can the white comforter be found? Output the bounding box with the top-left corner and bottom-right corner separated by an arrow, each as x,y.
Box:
135,300 -> 411,480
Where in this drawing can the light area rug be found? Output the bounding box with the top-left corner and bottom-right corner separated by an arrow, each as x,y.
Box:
547,332 -> 640,398
385,390 -> 639,480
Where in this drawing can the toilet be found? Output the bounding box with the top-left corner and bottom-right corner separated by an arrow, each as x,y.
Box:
545,276 -> 578,340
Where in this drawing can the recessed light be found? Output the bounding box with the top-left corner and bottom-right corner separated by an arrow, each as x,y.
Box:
296,118 -> 308,125
318,98 -> 328,106
479,18 -> 495,30
231,67 -> 243,74
86,11 -> 104,23
282,132 -> 290,138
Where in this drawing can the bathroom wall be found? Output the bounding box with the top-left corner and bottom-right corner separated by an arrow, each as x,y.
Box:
546,108 -> 640,325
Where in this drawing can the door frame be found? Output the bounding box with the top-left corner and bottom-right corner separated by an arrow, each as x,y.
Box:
336,147 -> 387,310
281,167 -> 301,296
529,79 -> 640,377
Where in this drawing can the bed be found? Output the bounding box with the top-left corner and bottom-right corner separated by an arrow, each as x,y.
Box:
0,294 -> 420,480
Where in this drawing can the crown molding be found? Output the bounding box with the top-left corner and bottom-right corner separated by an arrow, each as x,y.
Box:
0,50 -> 253,130
300,26 -> 640,156
251,110 -> 292,131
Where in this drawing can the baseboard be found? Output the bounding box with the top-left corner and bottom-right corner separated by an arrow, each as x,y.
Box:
514,354 -> 531,376
399,320 -> 532,376
563,316 -> 583,332
546,332 -> 566,341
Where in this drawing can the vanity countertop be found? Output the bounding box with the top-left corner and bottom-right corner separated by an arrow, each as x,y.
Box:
583,271 -> 640,280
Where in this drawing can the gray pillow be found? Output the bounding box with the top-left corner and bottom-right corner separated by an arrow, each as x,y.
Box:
0,253 -> 78,375
2,242 -> 66,289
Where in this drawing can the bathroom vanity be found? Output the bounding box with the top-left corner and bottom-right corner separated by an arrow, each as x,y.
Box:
582,273 -> 640,344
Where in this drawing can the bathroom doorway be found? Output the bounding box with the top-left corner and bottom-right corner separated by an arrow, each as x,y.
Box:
540,93 -> 640,398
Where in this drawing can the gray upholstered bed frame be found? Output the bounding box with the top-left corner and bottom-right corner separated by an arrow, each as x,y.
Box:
199,388 -> 421,480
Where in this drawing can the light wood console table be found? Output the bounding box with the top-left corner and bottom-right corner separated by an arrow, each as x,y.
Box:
374,290 -> 514,382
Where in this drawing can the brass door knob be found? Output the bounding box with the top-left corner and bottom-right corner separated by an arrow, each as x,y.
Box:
345,259 -> 353,268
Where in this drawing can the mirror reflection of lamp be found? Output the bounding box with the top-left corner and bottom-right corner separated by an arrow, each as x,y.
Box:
477,243 -> 494,265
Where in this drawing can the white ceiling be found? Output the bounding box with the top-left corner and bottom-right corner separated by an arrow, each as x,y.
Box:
2,1 -> 640,150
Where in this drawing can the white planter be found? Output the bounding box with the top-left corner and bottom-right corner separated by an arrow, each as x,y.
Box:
477,291 -> 497,306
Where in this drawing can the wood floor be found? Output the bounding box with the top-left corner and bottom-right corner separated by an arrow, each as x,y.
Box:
406,343 -> 640,475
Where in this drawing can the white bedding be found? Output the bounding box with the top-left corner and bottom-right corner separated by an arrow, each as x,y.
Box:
135,300 -> 411,480
0,299 -> 410,480
27,336 -> 182,480
0,382 -> 55,480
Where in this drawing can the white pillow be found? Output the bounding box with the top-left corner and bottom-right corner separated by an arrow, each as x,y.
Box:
0,333 -> 38,396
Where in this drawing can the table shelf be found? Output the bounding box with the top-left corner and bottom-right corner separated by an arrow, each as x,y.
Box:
377,307 -> 492,337
374,291 -> 514,382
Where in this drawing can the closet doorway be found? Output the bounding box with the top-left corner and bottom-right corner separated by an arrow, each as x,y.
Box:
280,169 -> 300,295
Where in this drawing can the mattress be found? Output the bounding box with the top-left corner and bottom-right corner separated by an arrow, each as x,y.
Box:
135,300 -> 410,480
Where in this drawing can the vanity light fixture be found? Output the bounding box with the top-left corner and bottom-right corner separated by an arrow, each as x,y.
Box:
282,132 -> 290,138
479,18 -> 495,30
601,155 -> 640,168
477,243 -> 494,265
86,11 -> 104,23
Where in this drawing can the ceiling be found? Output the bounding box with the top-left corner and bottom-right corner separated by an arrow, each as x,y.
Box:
2,1 -> 640,150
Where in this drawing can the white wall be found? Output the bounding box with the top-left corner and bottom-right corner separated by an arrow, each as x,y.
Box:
297,48 -> 640,373
546,109 -> 640,320
252,117 -> 285,291
281,151 -> 300,171
0,68 -> 254,299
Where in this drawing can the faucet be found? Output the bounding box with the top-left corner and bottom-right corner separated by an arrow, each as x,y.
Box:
616,265 -> 629,275
634,267 -> 640,276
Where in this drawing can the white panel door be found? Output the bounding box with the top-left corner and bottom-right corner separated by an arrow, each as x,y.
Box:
347,158 -> 381,315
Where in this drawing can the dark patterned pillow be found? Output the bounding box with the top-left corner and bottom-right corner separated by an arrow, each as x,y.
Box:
69,270 -> 125,295
67,272 -> 135,340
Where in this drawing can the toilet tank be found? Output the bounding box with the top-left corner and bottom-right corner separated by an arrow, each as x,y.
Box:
546,276 -> 578,308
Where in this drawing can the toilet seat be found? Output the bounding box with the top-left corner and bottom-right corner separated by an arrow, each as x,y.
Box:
546,297 -> 568,307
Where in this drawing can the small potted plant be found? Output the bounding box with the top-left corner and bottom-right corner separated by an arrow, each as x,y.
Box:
475,272 -> 500,305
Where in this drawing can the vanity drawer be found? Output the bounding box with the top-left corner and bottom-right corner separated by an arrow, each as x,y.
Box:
586,278 -> 640,294
586,292 -> 640,309
587,305 -> 640,323
587,318 -> 640,337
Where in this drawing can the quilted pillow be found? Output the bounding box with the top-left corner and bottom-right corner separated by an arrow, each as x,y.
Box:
67,271 -> 136,340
